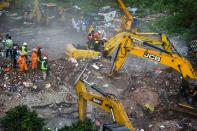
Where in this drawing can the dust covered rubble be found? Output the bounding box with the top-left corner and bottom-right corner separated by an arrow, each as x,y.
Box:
0,57 -> 81,116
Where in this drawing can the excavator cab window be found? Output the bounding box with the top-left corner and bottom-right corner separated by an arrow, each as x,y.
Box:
179,79 -> 197,107
103,123 -> 130,131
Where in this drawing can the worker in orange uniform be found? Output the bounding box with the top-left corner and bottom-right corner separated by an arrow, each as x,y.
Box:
31,48 -> 38,73
17,53 -> 28,72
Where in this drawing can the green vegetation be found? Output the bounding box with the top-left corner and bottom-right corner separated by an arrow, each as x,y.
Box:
124,0 -> 197,40
59,119 -> 96,131
1,105 -> 46,131
0,105 -> 96,131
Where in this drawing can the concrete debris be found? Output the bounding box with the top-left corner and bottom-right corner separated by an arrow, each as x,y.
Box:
159,125 -> 165,129
91,63 -> 100,70
8,85 -> 19,92
32,85 -> 37,90
23,81 -> 33,88
68,57 -> 78,67
144,103 -> 155,112
45,83 -> 51,89
0,6 -> 196,130
102,84 -> 109,88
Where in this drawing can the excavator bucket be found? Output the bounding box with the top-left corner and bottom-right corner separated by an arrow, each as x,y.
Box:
65,44 -> 101,59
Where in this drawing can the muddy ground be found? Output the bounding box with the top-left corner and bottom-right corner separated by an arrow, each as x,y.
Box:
0,11 -> 197,131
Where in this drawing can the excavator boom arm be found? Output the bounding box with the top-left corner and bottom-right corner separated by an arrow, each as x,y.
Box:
75,80 -> 135,131
109,33 -> 197,79
116,0 -> 133,21
104,32 -> 173,56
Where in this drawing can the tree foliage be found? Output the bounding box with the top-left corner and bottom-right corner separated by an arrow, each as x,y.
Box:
123,0 -> 197,39
1,105 -> 45,131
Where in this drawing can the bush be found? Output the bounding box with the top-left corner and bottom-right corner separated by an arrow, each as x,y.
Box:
59,119 -> 96,131
1,105 -> 45,131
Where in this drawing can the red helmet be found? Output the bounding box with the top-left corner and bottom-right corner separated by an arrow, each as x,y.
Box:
37,44 -> 43,48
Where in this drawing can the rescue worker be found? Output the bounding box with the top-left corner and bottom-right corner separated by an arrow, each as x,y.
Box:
21,42 -> 28,59
41,56 -> 48,80
12,44 -> 19,69
17,53 -> 28,72
87,30 -> 95,49
31,48 -> 38,73
88,25 -> 94,34
187,87 -> 197,105
93,31 -> 101,41
5,35 -> 13,58
93,40 -> 100,51
88,30 -> 94,41
36,45 -> 43,68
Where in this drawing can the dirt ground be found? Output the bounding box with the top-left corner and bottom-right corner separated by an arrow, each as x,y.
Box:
0,10 -> 197,131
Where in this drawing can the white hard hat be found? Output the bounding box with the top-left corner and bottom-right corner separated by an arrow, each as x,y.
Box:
98,31 -> 101,34
32,48 -> 37,52
103,37 -> 107,40
23,42 -> 27,46
43,56 -> 47,60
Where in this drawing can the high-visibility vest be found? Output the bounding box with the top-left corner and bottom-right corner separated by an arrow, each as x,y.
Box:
5,39 -> 13,48
21,46 -> 28,56
41,60 -> 48,71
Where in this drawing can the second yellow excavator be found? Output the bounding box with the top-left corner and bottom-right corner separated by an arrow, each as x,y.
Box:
74,64 -> 135,131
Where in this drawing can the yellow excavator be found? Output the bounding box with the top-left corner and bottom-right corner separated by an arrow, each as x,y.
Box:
102,32 -> 197,109
67,32 -> 197,110
32,0 -> 65,25
0,0 -> 14,10
74,65 -> 135,131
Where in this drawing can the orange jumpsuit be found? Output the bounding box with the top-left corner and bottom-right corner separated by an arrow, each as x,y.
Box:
17,55 -> 28,71
31,51 -> 38,70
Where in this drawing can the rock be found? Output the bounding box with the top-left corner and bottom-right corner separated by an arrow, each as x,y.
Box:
8,85 -> 18,92
159,125 -> 165,129
91,63 -> 100,70
103,84 -> 109,88
45,83 -> 51,88
144,103 -> 155,112
32,85 -> 37,89
97,76 -> 103,79
23,82 -> 33,88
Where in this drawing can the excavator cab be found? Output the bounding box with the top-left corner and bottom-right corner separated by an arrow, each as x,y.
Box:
41,3 -> 58,25
103,123 -> 130,131
0,0 -> 11,10
179,79 -> 197,109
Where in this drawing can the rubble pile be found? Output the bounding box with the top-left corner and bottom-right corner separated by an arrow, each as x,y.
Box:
78,58 -> 197,130
0,52 -> 197,130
